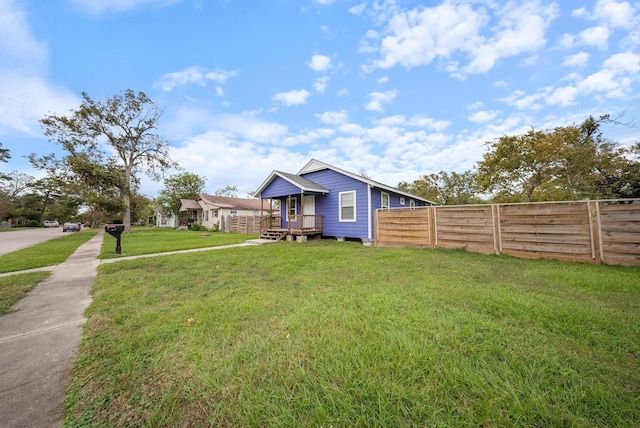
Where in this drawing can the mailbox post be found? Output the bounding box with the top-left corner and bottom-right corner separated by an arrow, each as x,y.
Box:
104,224 -> 125,254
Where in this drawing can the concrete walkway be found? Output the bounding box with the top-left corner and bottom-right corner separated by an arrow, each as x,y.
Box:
0,231 -> 103,428
0,233 -> 274,427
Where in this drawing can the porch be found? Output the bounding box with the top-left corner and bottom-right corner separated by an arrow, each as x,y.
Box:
259,214 -> 324,241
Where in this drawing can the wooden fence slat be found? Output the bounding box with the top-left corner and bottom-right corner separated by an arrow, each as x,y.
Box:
374,200 -> 640,266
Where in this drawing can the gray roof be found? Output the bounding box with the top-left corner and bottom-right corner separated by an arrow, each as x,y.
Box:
275,171 -> 329,193
254,170 -> 329,195
198,194 -> 270,211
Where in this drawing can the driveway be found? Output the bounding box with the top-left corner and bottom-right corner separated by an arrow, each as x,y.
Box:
0,227 -> 67,256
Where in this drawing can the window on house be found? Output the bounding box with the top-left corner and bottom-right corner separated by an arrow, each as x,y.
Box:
381,192 -> 390,210
339,191 -> 356,222
400,197 -> 405,205
287,197 -> 297,221
409,200 -> 416,208
230,210 -> 238,217
212,209 -> 218,217
204,210 -> 209,221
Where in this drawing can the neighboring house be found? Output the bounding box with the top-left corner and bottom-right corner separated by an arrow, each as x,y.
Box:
178,194 -> 273,231
153,206 -> 178,228
255,159 -> 433,243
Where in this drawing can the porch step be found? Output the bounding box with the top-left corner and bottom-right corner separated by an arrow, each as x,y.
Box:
260,229 -> 287,241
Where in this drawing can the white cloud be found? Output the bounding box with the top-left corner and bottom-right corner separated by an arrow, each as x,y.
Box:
169,130 -> 307,197
406,115 -> 450,131
315,110 -> 349,125
272,89 -> 312,106
373,115 -> 407,127
365,89 -> 398,112
349,2 -> 367,16
546,86 -> 579,106
468,110 -> 498,123
68,0 -> 184,15
376,76 -> 389,84
308,54 -> 332,72
604,51 -> 640,72
575,51 -> 640,98
579,26 -> 610,49
162,106 -> 288,143
0,0 -> 79,136
314,0 -> 336,5
154,67 -> 239,91
0,73 -> 79,135
562,51 -> 590,68
0,0 -> 47,70
572,7 -> 587,18
593,0 -> 638,29
367,1 -> 558,78
459,2 -> 558,77
280,129 -> 335,147
313,76 -> 330,94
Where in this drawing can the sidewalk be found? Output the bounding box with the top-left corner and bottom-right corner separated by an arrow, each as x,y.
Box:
0,233 -> 274,427
0,230 -> 103,428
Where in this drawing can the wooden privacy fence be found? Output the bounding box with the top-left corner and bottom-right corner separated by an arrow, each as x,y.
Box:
374,199 -> 640,266
226,215 -> 265,234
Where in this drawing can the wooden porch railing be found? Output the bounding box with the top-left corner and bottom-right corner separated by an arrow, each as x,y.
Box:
259,214 -> 281,233
259,214 -> 323,234
288,214 -> 323,232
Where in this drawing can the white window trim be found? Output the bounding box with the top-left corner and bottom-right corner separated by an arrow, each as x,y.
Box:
400,197 -> 406,205
409,199 -> 416,208
381,192 -> 390,210
339,190 -> 357,222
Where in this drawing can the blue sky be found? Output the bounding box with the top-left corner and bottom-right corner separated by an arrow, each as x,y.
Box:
1,0 -> 639,198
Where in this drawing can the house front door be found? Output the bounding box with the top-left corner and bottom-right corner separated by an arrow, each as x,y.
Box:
303,195 -> 315,228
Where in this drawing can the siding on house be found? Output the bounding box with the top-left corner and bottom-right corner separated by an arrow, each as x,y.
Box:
302,169 -> 371,239
256,159 -> 432,242
261,176 -> 304,199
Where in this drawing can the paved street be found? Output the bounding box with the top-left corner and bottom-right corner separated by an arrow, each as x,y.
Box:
0,228 -> 67,256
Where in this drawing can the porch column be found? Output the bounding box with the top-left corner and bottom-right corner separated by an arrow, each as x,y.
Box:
300,191 -> 305,233
287,195 -> 292,234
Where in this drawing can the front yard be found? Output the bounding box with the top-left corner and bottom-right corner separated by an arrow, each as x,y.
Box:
66,241 -> 640,427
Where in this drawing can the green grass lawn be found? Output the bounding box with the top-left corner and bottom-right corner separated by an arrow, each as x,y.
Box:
0,272 -> 51,315
66,242 -> 640,427
100,227 -> 255,259
0,229 -> 99,274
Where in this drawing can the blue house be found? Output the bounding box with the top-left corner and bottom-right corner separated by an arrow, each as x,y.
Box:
254,159 -> 433,243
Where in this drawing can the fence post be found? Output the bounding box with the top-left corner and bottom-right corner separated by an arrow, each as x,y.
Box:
428,206 -> 436,249
374,210 -> 379,247
590,201 -> 604,264
433,206 -> 439,248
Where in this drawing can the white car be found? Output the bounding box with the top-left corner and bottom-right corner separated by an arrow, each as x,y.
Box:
44,220 -> 59,228
63,222 -> 81,232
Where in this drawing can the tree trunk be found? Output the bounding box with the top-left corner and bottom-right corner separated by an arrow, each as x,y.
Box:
122,167 -> 132,232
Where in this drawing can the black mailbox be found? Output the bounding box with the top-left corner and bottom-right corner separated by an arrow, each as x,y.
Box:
104,224 -> 125,254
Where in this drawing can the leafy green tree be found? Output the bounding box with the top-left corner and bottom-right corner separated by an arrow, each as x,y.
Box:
130,193 -> 154,225
0,171 -> 34,221
0,142 -> 10,181
398,170 -> 483,205
476,115 -> 634,202
41,89 -> 177,232
156,172 -> 206,216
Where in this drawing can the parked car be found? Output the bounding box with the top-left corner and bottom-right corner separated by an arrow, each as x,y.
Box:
63,222 -> 81,232
44,220 -> 59,228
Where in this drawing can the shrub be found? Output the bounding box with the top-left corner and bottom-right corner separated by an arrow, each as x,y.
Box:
25,220 -> 40,228
190,223 -> 207,232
